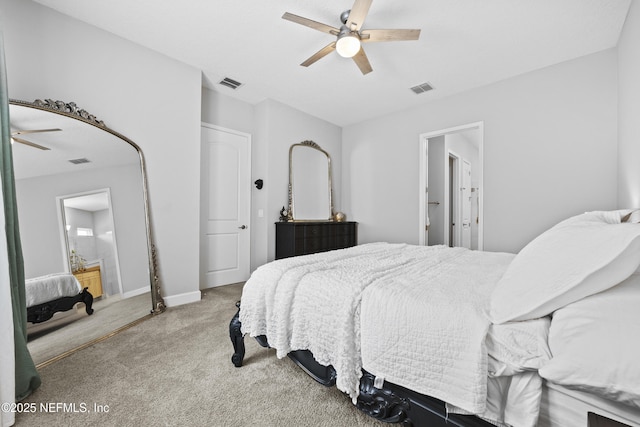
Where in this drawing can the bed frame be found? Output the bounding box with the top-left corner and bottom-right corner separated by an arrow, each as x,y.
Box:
27,287 -> 94,324
229,302 -> 493,427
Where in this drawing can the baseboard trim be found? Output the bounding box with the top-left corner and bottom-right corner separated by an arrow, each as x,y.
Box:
163,291 -> 201,307
122,286 -> 150,299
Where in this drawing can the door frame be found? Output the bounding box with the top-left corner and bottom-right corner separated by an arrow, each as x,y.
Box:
419,121 -> 484,249
56,188 -> 123,296
200,122 -> 252,288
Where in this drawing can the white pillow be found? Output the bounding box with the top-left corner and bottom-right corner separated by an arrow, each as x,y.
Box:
538,273 -> 640,408
623,209 -> 640,223
490,211 -> 640,323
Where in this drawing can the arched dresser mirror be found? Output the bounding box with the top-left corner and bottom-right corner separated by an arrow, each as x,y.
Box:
9,98 -> 164,365
276,140 -> 356,260
288,140 -> 334,221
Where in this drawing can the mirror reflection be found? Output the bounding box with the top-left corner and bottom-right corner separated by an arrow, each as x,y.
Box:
61,190 -> 118,298
288,141 -> 334,221
10,99 -> 163,365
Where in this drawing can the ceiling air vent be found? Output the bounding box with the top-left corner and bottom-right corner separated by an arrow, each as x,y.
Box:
68,158 -> 91,165
410,82 -> 434,94
219,77 -> 243,90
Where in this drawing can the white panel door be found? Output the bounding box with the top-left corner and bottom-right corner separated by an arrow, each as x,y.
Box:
461,159 -> 472,249
201,125 -> 251,287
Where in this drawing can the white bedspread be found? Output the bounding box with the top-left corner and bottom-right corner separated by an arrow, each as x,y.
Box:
239,243 -> 550,425
241,242 -> 442,401
25,273 -> 82,308
360,248 -> 514,412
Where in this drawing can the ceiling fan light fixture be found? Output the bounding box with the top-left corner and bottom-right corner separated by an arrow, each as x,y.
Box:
336,31 -> 361,58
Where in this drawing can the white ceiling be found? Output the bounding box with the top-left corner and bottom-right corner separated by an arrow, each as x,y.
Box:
10,104 -> 141,180
31,0 -> 631,127
64,192 -> 109,212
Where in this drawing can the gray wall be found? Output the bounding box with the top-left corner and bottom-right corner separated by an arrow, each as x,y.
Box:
618,0 -> 640,208
1,0 -> 203,305
343,49 -> 618,254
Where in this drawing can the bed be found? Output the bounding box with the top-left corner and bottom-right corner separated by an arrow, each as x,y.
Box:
229,209 -> 640,427
26,273 -> 94,324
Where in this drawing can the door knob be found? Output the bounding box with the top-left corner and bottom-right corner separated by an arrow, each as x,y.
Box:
238,225 -> 247,230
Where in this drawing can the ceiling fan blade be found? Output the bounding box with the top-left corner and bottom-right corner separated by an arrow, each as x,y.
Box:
301,42 -> 337,67
361,29 -> 421,42
282,12 -> 339,35
346,0 -> 373,31
352,48 -> 373,75
11,136 -> 51,150
12,128 -> 62,135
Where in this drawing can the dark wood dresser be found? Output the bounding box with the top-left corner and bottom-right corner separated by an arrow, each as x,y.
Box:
275,221 -> 358,259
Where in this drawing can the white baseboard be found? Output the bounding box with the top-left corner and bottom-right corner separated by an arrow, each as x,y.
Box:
122,286 -> 150,299
162,290 -> 202,307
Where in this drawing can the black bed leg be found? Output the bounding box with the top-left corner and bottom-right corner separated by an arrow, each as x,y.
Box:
230,301 -> 246,367
81,287 -> 94,315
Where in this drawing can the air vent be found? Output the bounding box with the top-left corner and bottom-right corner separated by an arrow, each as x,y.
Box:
68,158 -> 91,165
219,77 -> 243,90
410,82 -> 434,94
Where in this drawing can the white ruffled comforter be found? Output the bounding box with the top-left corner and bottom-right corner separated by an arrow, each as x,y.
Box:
239,243 -> 550,425
240,242 -> 427,401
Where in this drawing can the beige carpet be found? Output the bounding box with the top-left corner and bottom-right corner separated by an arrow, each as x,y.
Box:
27,292 -> 153,366
16,283 -> 386,427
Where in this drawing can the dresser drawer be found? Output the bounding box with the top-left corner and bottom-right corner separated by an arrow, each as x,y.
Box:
275,221 -> 358,259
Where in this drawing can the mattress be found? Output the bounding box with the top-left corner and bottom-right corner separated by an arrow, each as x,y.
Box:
539,381 -> 640,427
25,273 -> 82,308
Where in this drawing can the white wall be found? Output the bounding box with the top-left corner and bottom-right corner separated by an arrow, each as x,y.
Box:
618,0 -> 640,208
343,49 -> 618,254
1,0 -> 203,304
65,207 -> 97,261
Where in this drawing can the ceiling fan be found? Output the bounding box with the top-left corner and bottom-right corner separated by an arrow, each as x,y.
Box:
282,0 -> 421,75
10,128 -> 61,151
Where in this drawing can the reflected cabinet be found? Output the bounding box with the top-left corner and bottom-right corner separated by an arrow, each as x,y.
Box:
275,221 -> 358,260
73,265 -> 103,298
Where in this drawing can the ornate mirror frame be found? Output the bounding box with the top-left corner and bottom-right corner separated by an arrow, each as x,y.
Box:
287,140 -> 335,222
10,98 -> 165,314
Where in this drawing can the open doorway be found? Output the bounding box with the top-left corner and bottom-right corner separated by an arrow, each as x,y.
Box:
56,189 -> 123,298
419,122 -> 483,250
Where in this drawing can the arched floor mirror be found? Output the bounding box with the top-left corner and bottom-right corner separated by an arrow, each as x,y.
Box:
9,98 -> 164,366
